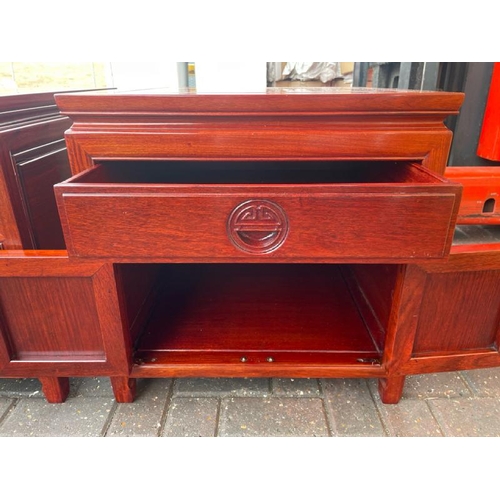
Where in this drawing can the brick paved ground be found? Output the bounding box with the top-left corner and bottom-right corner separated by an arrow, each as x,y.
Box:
1,368 -> 500,437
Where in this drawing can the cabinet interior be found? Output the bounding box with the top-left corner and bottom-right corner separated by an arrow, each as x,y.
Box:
117,263 -> 396,374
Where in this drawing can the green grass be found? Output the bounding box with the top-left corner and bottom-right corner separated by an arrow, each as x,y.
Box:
0,62 -> 108,95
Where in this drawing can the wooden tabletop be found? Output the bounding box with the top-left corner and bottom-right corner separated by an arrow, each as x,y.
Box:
54,87 -> 465,117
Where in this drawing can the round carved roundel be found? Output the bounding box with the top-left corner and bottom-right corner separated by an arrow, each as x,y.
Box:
227,200 -> 289,254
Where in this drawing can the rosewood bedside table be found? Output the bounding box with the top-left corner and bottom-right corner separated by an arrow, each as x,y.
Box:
1,88 -> 480,404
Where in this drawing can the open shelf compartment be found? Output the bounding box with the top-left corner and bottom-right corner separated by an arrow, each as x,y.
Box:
119,263 -> 388,378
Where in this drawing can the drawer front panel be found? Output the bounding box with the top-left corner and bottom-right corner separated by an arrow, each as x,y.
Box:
58,187 -> 458,261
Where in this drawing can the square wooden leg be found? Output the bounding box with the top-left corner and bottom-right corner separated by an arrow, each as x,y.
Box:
378,376 -> 405,404
111,377 -> 136,403
39,377 -> 70,403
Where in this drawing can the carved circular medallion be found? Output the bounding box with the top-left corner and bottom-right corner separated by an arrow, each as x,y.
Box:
227,200 -> 289,254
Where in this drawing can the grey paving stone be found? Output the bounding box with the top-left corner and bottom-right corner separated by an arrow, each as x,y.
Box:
429,398 -> 500,437
369,380 -> 442,437
272,378 -> 321,397
174,378 -> 270,397
461,368 -> 500,397
0,378 -> 81,399
0,378 -> 42,398
375,400 -> 442,436
0,397 -> 115,437
106,379 -> 173,437
219,397 -> 329,437
73,377 -> 114,397
0,398 -> 14,422
402,372 -> 472,400
163,397 -> 219,437
322,379 -> 386,437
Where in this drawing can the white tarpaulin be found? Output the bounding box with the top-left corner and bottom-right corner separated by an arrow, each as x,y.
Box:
281,62 -> 342,83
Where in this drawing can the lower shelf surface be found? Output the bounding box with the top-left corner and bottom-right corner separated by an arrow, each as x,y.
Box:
133,264 -> 381,375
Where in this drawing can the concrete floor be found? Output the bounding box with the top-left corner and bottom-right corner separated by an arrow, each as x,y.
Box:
0,368 -> 500,437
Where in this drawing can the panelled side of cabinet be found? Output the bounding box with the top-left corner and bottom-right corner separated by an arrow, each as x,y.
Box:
0,94 -> 72,249
0,252 -> 132,402
402,246 -> 500,375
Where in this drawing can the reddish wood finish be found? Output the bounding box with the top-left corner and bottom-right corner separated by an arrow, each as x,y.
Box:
0,116 -> 71,249
54,88 -> 464,116
114,264 -> 162,345
54,88 -> 463,175
110,377 -> 136,403
378,265 -> 428,402
383,266 -> 428,368
347,264 -> 399,351
39,377 -> 70,404
413,269 -> 500,354
131,265 -> 381,377
378,376 -> 406,404
48,89 -> 468,404
0,91 -> 109,250
400,245 -> 500,376
13,142 -> 70,249
445,167 -> 500,224
55,161 -> 461,262
0,90 -> 107,250
0,91 -> 66,125
0,252 -> 130,381
132,355 -> 384,379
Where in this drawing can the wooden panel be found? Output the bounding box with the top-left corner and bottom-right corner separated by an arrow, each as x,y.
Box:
347,264 -> 399,350
0,276 -> 104,360
0,253 -> 130,377
0,91 -> 60,125
14,143 -> 70,249
0,117 -> 71,249
58,191 -> 458,261
115,264 -> 162,344
403,351 -> 500,375
63,129 -> 454,169
413,270 -> 500,355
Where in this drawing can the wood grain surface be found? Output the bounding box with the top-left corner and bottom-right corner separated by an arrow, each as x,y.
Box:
55,161 -> 461,261
0,88 -> 469,404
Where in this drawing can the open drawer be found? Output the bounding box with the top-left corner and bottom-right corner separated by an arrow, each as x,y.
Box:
54,160 -> 462,262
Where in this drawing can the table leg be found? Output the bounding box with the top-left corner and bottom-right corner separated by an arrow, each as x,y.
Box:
39,377 -> 70,403
378,376 -> 405,404
111,377 -> 136,403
